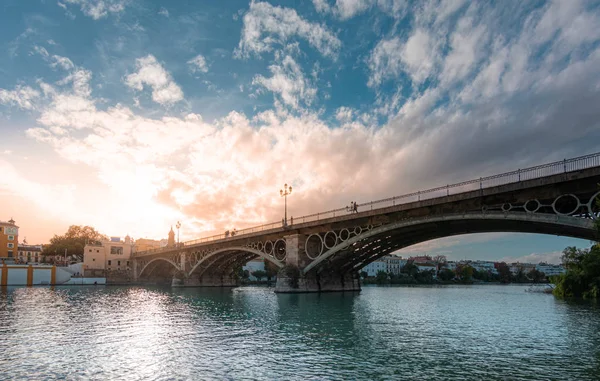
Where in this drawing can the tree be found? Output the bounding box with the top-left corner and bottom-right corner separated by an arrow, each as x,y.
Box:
438,268 -> 455,281
42,225 -> 107,262
552,194 -> 600,298
401,261 -> 419,278
528,269 -> 545,283
251,270 -> 267,282
360,271 -> 368,279
375,270 -> 389,284
496,262 -> 512,283
455,264 -> 474,282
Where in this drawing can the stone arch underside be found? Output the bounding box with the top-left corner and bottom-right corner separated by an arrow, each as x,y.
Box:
138,257 -> 180,278
303,212 -> 596,275
187,246 -> 284,279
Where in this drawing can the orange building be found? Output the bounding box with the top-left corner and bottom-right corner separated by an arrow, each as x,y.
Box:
0,218 -> 19,259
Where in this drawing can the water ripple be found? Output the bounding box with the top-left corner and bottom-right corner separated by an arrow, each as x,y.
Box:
1,285 -> 599,380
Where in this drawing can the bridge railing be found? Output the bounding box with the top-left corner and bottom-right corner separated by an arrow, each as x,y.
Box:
134,151 -> 600,256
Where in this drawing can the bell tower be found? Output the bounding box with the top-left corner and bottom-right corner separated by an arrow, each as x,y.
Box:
167,226 -> 175,247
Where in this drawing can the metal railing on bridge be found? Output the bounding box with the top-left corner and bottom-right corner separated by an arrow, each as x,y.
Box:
135,151 -> 600,256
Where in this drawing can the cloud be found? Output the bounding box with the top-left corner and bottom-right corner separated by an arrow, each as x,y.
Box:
236,1 -> 341,59
60,0 -> 127,20
125,55 -> 184,105
368,28 -> 440,87
0,85 -> 41,110
33,45 -> 76,71
313,0 -> 408,20
158,7 -> 169,17
335,0 -> 372,20
499,251 -> 563,265
312,0 -> 330,14
4,1 -> 600,246
187,54 -> 209,73
252,55 -> 317,109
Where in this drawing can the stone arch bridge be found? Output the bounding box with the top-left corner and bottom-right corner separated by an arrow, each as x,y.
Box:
133,153 -> 600,292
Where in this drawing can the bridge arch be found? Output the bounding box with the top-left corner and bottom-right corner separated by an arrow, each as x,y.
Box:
138,257 -> 181,278
188,246 -> 285,278
303,211 -> 595,274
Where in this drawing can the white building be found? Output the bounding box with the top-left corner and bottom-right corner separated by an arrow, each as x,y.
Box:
469,260 -> 498,274
536,263 -> 566,277
361,255 -> 407,276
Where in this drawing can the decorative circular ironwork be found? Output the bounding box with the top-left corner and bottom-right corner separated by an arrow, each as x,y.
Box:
501,203 -> 512,212
305,234 -> 324,260
323,231 -> 338,249
353,226 -> 362,235
264,240 -> 274,256
339,228 -> 350,241
552,194 -> 580,216
524,199 -> 541,213
257,242 -> 264,251
274,239 -> 287,261
586,191 -> 600,220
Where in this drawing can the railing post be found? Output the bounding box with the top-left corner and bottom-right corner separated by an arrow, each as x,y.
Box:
446,184 -> 449,196
479,177 -> 482,190
563,158 -> 566,173
418,191 -> 420,201
518,169 -> 520,181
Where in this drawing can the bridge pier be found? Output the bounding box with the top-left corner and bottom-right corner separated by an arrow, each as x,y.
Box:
275,234 -> 361,293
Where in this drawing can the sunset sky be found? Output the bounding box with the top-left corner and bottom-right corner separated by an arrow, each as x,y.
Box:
1,0 -> 599,264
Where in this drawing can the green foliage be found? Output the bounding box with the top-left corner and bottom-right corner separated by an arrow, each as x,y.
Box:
438,268 -> 455,281
375,270 -> 389,284
455,264 -> 474,281
360,271 -> 368,279
251,270 -> 267,282
401,261 -> 419,278
528,269 -> 545,283
496,262 -> 512,283
552,245 -> 600,299
42,225 -> 107,261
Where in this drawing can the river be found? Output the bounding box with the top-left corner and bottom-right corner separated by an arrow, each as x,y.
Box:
1,284 -> 599,380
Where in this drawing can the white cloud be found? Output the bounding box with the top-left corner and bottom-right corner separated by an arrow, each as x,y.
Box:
499,251 -> 563,265
335,106 -> 354,122
368,31 -> 440,87
439,14 -> 488,86
125,55 -> 183,105
312,0 -> 331,13
252,55 -> 317,109
187,55 -> 209,73
33,45 -> 75,71
236,1 -> 341,59
158,7 -> 169,17
51,55 -> 75,71
0,85 -> 41,110
335,0 -> 372,20
61,0 -> 127,20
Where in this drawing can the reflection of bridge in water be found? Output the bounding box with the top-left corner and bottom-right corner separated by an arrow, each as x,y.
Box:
133,153 -> 600,293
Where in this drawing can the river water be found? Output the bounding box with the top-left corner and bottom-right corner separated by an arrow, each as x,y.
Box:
1,284 -> 599,380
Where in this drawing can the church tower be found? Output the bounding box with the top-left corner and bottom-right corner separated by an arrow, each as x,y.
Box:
167,226 -> 175,247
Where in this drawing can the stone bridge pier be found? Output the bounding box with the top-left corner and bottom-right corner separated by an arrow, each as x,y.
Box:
275,234 -> 361,293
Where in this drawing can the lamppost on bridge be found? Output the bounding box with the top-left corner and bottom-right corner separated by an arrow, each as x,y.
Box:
176,221 -> 181,248
280,183 -> 292,226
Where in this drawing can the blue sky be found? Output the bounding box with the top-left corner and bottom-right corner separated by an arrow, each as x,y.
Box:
1,0 -> 599,264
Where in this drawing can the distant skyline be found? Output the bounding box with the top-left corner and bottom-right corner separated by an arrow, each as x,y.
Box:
1,0 -> 599,264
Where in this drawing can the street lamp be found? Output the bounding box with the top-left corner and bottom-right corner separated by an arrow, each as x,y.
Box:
280,183 -> 292,226
176,221 -> 181,247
